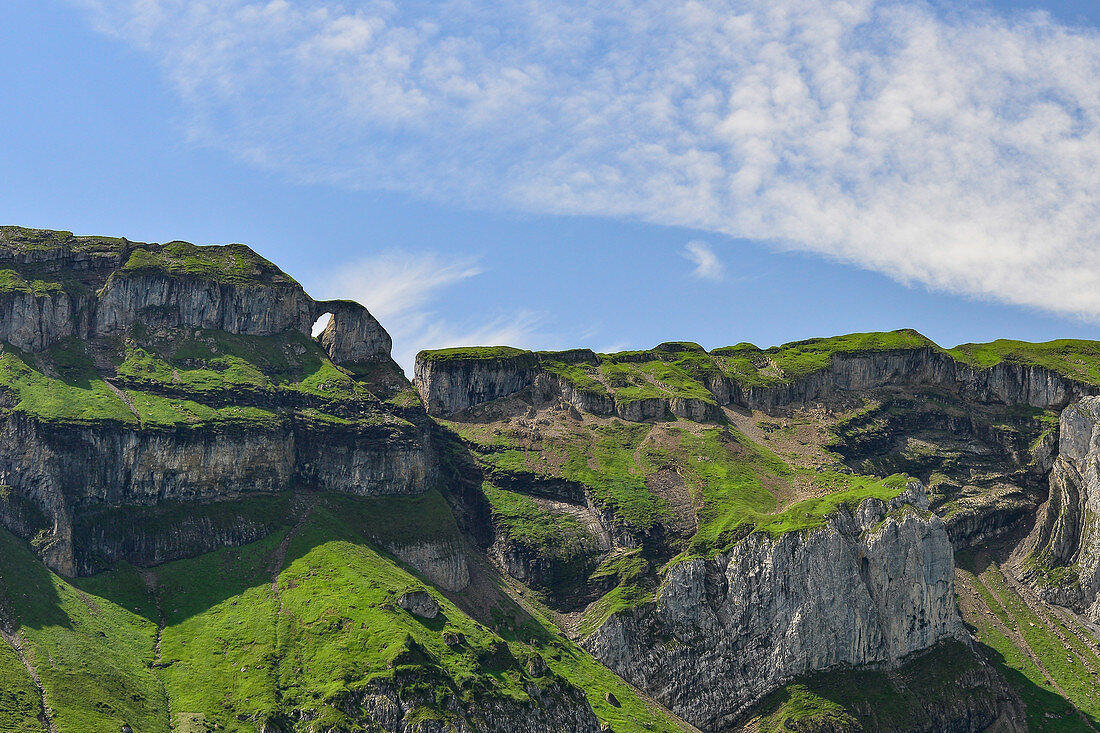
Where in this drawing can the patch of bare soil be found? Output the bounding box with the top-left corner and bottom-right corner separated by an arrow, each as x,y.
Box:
723,404 -> 867,510
645,468 -> 697,538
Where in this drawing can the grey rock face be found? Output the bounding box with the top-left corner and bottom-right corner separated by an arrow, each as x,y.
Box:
316,299 -> 392,364
0,230 -> 121,350
94,271 -> 314,337
583,483 -> 961,730
384,539 -> 470,592
344,672 -> 601,733
416,346 -> 1096,423
414,352 -> 540,415
0,290 -> 84,352
397,590 -> 441,618
1022,396 -> 1100,617
0,411 -> 435,576
742,349 -> 1091,412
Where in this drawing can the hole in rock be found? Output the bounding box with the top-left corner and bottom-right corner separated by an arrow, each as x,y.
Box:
311,312 -> 333,338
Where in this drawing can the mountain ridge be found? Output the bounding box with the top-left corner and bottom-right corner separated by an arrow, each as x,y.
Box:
2,225 -> 1100,731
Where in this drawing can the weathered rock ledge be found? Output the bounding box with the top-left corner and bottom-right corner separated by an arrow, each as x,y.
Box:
0,407 -> 436,576
414,345 -> 1096,421
582,483 -> 961,730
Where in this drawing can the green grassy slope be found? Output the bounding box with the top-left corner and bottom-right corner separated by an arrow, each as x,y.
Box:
948,339 -> 1100,386
0,494 -> 681,733
0,227 -> 301,299
956,551 -> 1100,731
712,329 -> 938,388
460,419 -> 909,556
0,530 -> 166,733
0,641 -> 44,733
118,240 -> 299,286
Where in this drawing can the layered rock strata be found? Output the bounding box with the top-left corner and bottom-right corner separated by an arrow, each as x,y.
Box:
0,227 -> 425,575
583,483 -> 961,729
415,345 -> 1094,422
1022,396 -> 1100,618
0,227 -> 390,363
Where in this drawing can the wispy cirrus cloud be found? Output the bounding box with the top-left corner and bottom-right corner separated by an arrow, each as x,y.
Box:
71,0 -> 1100,320
308,250 -> 540,373
322,251 -> 483,325
684,241 -> 724,281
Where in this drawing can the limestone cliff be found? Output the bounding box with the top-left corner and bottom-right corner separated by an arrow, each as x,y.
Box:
414,341 -> 1095,423
0,410 -> 434,575
340,673 -> 601,733
0,226 -> 390,364
1021,395 -> 1100,618
414,348 -> 541,415
0,227 -> 422,576
583,483 -> 961,729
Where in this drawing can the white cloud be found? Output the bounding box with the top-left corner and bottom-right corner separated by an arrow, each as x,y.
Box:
683,240 -> 724,281
71,0 -> 1100,320
322,251 -> 483,325
309,250 -> 540,373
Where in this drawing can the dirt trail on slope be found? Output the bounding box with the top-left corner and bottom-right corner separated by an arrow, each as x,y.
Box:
0,611 -> 57,733
138,569 -> 165,664
269,494 -> 317,596
137,568 -> 174,732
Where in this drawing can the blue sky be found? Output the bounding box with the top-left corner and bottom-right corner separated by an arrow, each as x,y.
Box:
3,1 -> 1100,372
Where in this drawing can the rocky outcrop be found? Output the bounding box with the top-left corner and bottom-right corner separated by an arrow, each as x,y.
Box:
416,345 -> 1097,424
742,349 -> 1092,413
339,670 -> 601,733
384,539 -> 470,592
415,352 -> 723,423
1021,396 -> 1100,616
293,419 -> 433,497
0,289 -> 88,352
414,351 -> 541,415
316,299 -> 392,365
397,590 -> 441,618
0,228 -> 123,351
583,483 -> 960,730
0,228 -> 388,360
